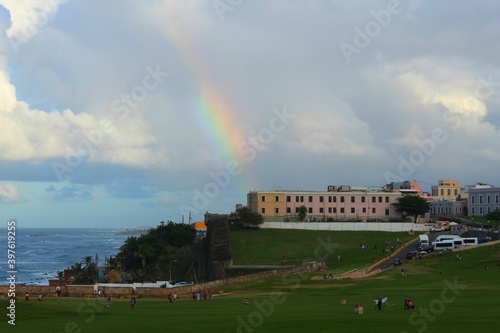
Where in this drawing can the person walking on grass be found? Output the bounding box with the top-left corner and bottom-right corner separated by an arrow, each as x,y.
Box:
130,297 -> 136,309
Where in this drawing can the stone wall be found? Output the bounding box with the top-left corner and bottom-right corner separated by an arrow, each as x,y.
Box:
205,215 -> 233,281
0,261 -> 322,300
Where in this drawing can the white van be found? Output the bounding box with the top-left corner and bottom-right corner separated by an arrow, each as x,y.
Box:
435,234 -> 461,243
462,238 -> 478,246
433,241 -> 455,251
419,234 -> 429,246
452,238 -> 463,247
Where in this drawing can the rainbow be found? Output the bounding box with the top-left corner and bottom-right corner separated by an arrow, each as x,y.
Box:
165,24 -> 252,192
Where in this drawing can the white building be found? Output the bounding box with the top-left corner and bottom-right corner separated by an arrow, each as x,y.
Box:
467,183 -> 500,216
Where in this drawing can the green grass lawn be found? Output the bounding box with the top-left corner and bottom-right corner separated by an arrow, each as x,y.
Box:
2,235 -> 499,333
230,229 -> 419,272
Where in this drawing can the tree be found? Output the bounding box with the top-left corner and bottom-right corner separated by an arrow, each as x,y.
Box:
116,222 -> 197,282
485,209 -> 500,229
298,205 -> 307,222
237,207 -> 264,227
392,195 -> 431,222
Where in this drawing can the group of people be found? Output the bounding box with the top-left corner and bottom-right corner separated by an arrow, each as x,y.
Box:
192,288 -> 212,302
24,292 -> 43,303
168,293 -> 178,304
404,296 -> 415,310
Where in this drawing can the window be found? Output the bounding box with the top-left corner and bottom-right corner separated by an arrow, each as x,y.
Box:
496,195 -> 499,204
362,207 -> 366,213
275,196 -> 279,202
454,189 -> 458,196
378,196 -> 382,203
385,196 -> 389,203
328,207 -> 332,213
385,208 -> 390,216
296,196 -> 299,202
471,207 -> 475,215
287,196 -> 291,202
372,207 -> 376,214
479,207 -> 483,215
447,189 -> 451,196
319,207 -> 324,214
333,196 -> 337,203
333,207 -> 337,213
440,189 -> 444,196
487,195 -> 491,204
351,196 -> 355,203
261,208 -> 266,214
300,196 -> 304,203
487,207 -> 491,214
309,196 -> 313,203
479,195 -> 483,204
275,208 -> 279,214
471,195 -> 475,204
286,207 -> 291,214
308,207 -> 313,214
372,197 -> 376,203
295,207 -> 299,213
340,196 -> 345,203
361,196 -> 365,203
350,207 -> 355,214
328,196 -> 332,203
340,208 -> 344,214
320,196 -> 324,203
261,196 -> 266,202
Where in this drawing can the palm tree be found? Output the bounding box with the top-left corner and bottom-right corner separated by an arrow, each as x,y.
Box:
83,256 -> 93,268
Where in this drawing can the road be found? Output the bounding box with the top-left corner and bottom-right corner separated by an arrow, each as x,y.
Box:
369,230 -> 458,271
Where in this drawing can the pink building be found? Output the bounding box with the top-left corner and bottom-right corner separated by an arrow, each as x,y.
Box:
247,185 -> 404,222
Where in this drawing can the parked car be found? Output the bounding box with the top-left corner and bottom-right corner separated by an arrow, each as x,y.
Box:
417,245 -> 434,253
391,258 -> 403,266
430,226 -> 445,232
172,281 -> 192,287
406,251 -> 419,259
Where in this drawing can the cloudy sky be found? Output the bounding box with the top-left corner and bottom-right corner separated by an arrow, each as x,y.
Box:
0,0 -> 499,228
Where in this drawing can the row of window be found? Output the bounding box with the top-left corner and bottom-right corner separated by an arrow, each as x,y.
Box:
433,188 -> 459,196
470,194 -> 500,204
470,206 -> 500,216
431,206 -> 462,214
261,195 -> 391,203
261,207 -> 391,215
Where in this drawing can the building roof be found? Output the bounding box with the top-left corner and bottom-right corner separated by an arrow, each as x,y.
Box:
194,222 -> 207,230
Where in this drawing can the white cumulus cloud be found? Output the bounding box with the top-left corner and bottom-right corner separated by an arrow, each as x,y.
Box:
0,182 -> 20,203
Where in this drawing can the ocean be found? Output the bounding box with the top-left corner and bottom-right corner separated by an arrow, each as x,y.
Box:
0,228 -> 131,286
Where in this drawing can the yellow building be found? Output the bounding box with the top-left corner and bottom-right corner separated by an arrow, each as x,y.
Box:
431,180 -> 461,200
247,191 -> 286,218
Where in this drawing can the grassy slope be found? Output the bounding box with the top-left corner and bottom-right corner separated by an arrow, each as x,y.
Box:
2,232 -> 499,333
230,229 -> 419,272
